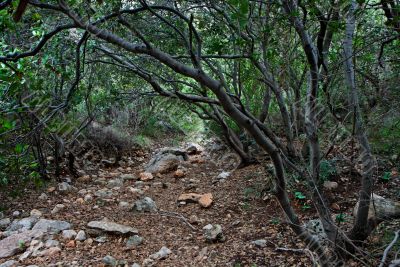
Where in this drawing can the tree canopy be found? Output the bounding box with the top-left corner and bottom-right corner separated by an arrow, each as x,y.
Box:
1,0 -> 400,266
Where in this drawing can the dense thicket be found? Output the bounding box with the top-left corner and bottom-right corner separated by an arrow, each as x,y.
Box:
1,0 -> 399,265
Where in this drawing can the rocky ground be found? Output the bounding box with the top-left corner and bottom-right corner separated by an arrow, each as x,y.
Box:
0,141 -> 399,267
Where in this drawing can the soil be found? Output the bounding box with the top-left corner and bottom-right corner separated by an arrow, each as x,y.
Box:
0,140 -> 399,267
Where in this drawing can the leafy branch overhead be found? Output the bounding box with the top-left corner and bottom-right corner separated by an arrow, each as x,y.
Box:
0,0 -> 399,266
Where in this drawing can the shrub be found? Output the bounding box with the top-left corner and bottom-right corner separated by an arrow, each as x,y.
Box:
86,122 -> 133,155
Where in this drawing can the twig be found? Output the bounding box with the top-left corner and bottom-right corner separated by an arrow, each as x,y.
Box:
379,230 -> 400,267
158,210 -> 197,231
143,210 -> 197,231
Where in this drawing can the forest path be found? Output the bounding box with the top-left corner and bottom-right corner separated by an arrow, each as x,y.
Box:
0,142 -> 355,267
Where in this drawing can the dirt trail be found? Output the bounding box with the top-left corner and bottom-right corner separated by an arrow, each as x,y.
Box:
2,141 -> 396,266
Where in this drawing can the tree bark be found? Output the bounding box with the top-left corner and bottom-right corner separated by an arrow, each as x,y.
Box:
58,3 -> 326,261
259,87 -> 271,123
343,1 -> 375,243
281,0 -> 338,248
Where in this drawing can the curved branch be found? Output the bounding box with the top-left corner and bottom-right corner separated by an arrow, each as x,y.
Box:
0,24 -> 76,62
378,35 -> 399,67
97,46 -> 219,105
58,3 -> 321,258
28,0 -> 63,12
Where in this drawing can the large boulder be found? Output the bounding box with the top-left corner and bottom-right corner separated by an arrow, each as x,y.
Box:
0,230 -> 44,258
354,194 -> 400,226
145,148 -> 188,174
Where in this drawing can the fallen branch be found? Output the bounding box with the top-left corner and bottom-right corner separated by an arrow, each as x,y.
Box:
143,210 -> 197,231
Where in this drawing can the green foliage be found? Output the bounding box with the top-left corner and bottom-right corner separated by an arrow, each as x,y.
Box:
243,186 -> 262,200
137,99 -> 203,141
228,0 -> 249,29
370,118 -> 400,155
132,134 -> 153,148
18,240 -> 25,250
0,141 -> 40,188
294,191 -> 306,200
240,201 -> 251,210
294,191 -> 311,210
319,160 -> 337,181
381,171 -> 391,182
0,9 -> 15,31
336,213 -> 347,223
270,218 -> 280,225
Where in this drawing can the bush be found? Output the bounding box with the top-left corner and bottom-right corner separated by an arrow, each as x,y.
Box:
319,160 -> 337,181
86,122 -> 133,155
369,117 -> 400,155
132,134 -> 153,148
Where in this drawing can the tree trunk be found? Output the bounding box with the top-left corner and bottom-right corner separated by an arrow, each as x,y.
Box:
281,0 -> 339,249
343,1 -> 375,243
212,106 -> 257,167
259,87 -> 271,123
252,59 -> 297,158
62,8 -> 327,261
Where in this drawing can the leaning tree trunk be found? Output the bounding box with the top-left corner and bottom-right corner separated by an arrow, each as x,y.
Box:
60,5 -> 328,262
281,0 -> 339,250
343,1 -> 375,243
212,106 -> 257,167
252,59 -> 297,158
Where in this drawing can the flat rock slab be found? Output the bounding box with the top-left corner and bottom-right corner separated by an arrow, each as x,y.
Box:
0,230 -> 44,258
6,217 -> 39,232
87,218 -> 138,235
32,219 -> 71,234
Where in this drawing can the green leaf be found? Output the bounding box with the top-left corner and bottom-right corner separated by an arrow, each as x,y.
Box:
1,120 -> 13,130
336,213 -> 346,223
29,162 -> 38,168
295,191 -> 306,200
239,0 -> 249,14
382,172 -> 391,182
15,144 -> 24,154
0,73 -> 13,82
